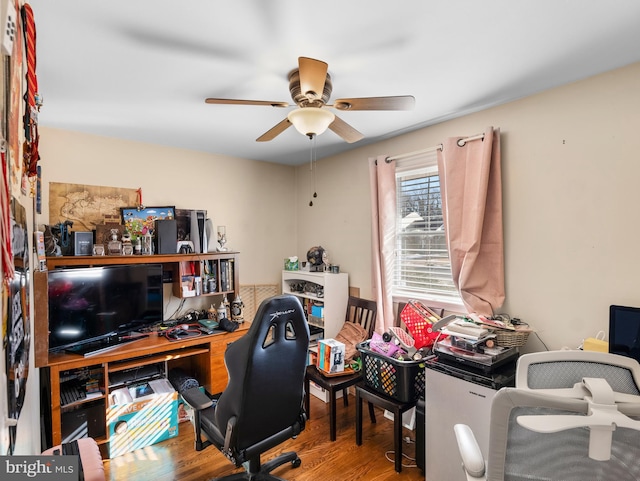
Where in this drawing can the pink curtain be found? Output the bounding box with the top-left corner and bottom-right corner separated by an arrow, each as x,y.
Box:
437,127 -> 505,315
369,156 -> 396,333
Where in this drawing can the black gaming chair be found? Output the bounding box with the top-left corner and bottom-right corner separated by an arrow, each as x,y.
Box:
182,294 -> 310,481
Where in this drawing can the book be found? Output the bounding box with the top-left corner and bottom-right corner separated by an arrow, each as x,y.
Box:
220,260 -> 228,291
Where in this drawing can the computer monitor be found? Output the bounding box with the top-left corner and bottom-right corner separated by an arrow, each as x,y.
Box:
609,305 -> 640,363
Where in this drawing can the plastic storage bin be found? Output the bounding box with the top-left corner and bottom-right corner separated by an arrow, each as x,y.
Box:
400,300 -> 441,349
356,341 -> 426,403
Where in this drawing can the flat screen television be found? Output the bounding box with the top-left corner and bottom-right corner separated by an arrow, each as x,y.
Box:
609,304 -> 640,363
48,263 -> 163,354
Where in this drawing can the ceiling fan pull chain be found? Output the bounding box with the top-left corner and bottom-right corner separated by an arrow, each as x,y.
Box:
312,134 -> 318,199
309,136 -> 314,206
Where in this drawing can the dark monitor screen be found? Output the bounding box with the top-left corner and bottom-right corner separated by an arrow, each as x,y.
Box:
609,304 -> 640,363
48,263 -> 163,352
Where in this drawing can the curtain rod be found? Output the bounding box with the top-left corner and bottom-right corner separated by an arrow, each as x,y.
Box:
385,132 -> 485,163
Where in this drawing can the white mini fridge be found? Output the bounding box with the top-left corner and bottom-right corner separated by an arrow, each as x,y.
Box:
424,360 -> 516,481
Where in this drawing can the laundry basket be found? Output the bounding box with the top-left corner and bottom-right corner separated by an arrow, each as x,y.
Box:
357,341 -> 425,403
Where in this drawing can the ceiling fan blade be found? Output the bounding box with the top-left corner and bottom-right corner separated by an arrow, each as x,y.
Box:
205,98 -> 290,108
331,95 -> 415,111
256,118 -> 292,142
329,115 -> 364,143
298,57 -> 328,101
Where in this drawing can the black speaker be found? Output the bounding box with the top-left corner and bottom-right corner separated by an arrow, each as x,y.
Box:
155,219 -> 177,254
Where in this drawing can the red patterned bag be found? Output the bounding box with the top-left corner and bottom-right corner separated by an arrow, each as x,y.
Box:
400,300 -> 443,349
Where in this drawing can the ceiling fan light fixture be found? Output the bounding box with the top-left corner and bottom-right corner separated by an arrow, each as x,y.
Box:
287,108 -> 335,138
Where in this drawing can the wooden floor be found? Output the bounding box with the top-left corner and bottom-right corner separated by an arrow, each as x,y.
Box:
104,392 -> 425,481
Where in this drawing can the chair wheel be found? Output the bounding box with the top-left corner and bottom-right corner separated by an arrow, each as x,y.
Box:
291,457 -> 302,468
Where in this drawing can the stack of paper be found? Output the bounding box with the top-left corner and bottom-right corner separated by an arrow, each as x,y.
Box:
441,319 -> 489,340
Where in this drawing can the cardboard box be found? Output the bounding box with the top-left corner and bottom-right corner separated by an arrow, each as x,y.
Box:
178,386 -> 206,424
317,339 -> 345,373
107,379 -> 178,458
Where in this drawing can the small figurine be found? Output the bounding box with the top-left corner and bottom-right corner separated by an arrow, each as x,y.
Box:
217,301 -> 227,322
231,295 -> 245,323
217,225 -> 228,251
223,294 -> 231,319
107,229 -> 122,255
141,230 -> 153,255
121,231 -> 133,255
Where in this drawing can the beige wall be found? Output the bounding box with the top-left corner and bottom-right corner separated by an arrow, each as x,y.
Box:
294,61 -> 640,352
38,127 -> 298,289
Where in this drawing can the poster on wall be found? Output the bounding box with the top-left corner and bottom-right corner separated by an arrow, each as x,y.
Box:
4,199 -> 30,454
49,182 -> 139,231
8,1 -> 23,194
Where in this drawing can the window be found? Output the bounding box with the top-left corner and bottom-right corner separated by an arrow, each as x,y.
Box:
392,152 -> 462,307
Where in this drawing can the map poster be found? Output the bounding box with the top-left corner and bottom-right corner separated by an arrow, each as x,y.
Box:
49,183 -> 139,231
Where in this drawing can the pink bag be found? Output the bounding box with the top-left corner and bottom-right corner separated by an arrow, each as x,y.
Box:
369,332 -> 405,358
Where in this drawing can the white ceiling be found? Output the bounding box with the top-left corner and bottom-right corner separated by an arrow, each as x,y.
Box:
28,0 -> 640,166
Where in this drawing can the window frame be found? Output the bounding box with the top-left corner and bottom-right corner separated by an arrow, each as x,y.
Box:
391,153 -> 464,312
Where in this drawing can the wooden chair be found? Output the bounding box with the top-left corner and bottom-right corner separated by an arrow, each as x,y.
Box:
304,296 -> 377,441
355,383 -> 418,473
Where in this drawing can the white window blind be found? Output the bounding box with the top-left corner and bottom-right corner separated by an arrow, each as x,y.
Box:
392,152 -> 462,306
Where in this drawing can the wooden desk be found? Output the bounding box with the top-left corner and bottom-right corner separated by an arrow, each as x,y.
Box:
44,323 -> 249,449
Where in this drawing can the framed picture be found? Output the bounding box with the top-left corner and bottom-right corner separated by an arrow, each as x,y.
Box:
121,206 -> 175,239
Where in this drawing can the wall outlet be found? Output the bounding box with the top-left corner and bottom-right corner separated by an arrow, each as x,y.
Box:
1,0 -> 17,56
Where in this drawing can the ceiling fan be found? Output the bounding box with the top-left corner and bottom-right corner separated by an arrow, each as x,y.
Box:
205,57 -> 415,143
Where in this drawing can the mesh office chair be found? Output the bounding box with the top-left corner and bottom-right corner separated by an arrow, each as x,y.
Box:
454,350 -> 640,481
304,296 -> 377,440
182,295 -> 309,481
